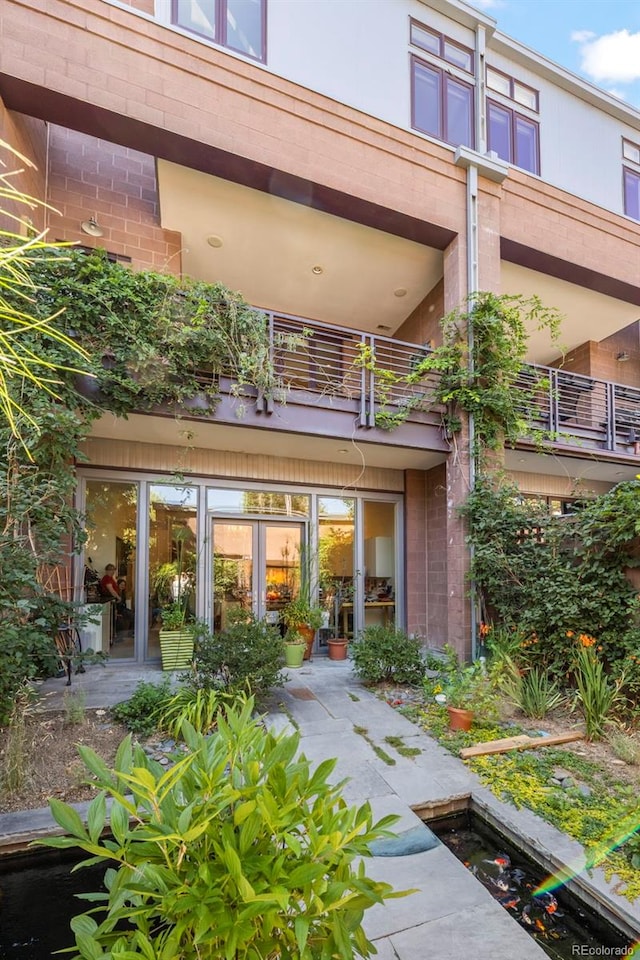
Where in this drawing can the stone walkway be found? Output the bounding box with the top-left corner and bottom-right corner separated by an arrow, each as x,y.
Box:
2,658 -> 640,957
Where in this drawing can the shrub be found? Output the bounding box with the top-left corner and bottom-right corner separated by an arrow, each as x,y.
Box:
350,626 -> 425,685
155,687 -> 233,739
188,610 -> 285,697
110,679 -> 172,737
573,644 -> 625,741
500,659 -> 566,719
38,697 -> 410,960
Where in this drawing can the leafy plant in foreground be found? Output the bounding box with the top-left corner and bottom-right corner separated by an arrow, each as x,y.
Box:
37,697 -> 410,960
573,643 -> 625,741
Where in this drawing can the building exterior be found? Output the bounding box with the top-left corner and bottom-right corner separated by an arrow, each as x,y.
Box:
1,0 -> 639,663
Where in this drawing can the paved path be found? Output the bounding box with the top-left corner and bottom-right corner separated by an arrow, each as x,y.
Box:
3,658 -> 640,956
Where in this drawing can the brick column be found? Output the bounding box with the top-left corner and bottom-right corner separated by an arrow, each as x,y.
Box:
404,469 -> 427,639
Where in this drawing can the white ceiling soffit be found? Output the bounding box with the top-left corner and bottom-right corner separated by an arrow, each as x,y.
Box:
157,160 -> 443,335
505,448 -> 639,485
501,262 -> 640,364
90,413 -> 446,472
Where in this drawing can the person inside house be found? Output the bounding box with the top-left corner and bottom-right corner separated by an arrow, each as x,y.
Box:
116,576 -> 134,631
99,563 -> 120,601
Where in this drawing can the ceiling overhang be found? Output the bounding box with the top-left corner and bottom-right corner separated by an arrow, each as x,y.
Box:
88,412 -> 447,473
501,261 -> 640,363
157,161 -> 444,331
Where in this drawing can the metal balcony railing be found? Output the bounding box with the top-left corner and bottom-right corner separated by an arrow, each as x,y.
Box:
256,310 -> 442,428
515,363 -> 640,453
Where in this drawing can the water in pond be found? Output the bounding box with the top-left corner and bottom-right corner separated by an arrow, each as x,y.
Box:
436,814 -> 636,960
0,850 -> 106,960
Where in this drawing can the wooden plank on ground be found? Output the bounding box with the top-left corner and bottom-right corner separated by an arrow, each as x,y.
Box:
460,731 -> 583,760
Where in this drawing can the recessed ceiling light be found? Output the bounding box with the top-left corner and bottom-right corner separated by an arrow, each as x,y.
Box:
311,265 -> 323,275
207,235 -> 223,248
394,287 -> 407,297
376,324 -> 392,332
337,448 -> 349,454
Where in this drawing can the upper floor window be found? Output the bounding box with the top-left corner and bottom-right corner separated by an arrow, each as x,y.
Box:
171,0 -> 266,62
411,56 -> 474,148
410,20 -> 473,74
623,139 -> 640,220
486,66 -> 538,111
487,101 -> 539,174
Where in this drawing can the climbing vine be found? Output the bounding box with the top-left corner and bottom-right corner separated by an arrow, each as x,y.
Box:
355,292 -> 562,456
463,474 -> 640,683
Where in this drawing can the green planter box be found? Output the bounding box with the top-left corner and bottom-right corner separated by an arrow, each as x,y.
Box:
159,629 -> 195,671
284,642 -> 306,668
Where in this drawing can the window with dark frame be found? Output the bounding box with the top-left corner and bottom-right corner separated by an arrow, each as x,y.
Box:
487,99 -> 539,174
623,140 -> 640,220
410,19 -> 474,73
486,66 -> 538,111
171,0 -> 266,62
412,56 -> 475,148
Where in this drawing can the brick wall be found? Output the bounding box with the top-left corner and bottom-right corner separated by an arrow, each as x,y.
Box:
425,463 -> 448,649
396,279 -> 444,346
47,126 -> 182,272
404,469 -> 427,639
0,98 -> 46,229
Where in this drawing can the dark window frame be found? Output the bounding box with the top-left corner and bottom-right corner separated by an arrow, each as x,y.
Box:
409,18 -> 474,74
411,54 -> 475,149
487,98 -> 540,175
170,0 -> 267,63
486,65 -> 539,112
623,138 -> 640,164
623,166 -> 640,221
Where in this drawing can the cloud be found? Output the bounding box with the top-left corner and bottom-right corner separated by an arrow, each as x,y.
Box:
606,88 -> 627,101
574,29 -> 640,83
570,30 -> 595,44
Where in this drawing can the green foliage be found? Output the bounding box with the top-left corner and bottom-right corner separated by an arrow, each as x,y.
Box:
350,626 -> 425,685
31,248 -> 277,416
464,476 -> 640,679
37,697 -> 409,959
354,292 -> 561,454
499,658 -> 566,719
110,680 -> 172,737
573,644 -> 625,741
443,662 -> 499,719
281,596 -> 324,630
160,602 -> 192,631
188,611 -> 286,697
156,688 -> 233,739
0,684 -> 34,793
63,689 -> 86,725
607,729 -> 640,766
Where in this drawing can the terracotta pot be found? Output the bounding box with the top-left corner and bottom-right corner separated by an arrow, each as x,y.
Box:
447,706 -> 473,731
296,624 -> 316,660
327,638 -> 348,661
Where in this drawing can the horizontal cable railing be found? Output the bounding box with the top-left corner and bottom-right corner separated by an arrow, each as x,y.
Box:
265,310 -> 440,427
515,363 -> 640,452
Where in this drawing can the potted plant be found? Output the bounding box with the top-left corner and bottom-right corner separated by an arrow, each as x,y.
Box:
444,662 -> 496,731
327,636 -> 349,661
281,545 -> 323,660
159,600 -> 195,671
283,630 -> 306,669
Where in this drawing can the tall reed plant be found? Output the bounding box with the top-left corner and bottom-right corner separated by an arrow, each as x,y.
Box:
574,645 -> 624,741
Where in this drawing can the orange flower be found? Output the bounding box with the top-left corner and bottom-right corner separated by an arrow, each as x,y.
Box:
566,631 -> 574,638
479,622 -> 492,638
577,633 -> 596,648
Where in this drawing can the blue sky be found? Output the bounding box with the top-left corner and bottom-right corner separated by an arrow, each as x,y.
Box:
471,0 -> 640,109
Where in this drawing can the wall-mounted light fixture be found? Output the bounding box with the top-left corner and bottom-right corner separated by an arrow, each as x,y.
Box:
617,351 -> 631,362
80,216 -> 104,237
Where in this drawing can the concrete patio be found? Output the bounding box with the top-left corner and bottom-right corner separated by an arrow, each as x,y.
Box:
2,657 -> 640,957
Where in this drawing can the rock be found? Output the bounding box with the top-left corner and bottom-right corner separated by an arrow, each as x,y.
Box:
560,777 -> 574,789
577,784 -> 591,797
611,759 -> 626,766
159,757 -> 170,766
552,767 -> 573,782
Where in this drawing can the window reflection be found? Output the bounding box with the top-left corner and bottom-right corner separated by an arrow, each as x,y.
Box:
364,501 -> 396,630
149,485 -> 198,658
318,497 -> 355,638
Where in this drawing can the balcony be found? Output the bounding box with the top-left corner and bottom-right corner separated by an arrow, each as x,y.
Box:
206,310 -> 448,455
515,364 -> 640,457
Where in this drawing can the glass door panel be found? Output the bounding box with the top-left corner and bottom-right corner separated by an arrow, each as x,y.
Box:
363,501 -> 396,630
263,523 -> 302,629
84,480 -> 138,659
212,522 -> 254,632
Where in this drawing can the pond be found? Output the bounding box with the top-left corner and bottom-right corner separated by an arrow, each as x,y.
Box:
0,850 -> 105,960
434,812 -> 637,960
